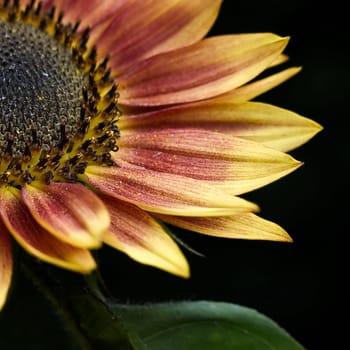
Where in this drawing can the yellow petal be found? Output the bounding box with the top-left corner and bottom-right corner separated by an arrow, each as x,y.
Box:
0,225 -> 13,311
101,194 -> 189,278
120,100 -> 322,153
155,212 -> 292,242
229,104 -> 323,152
212,67 -> 302,103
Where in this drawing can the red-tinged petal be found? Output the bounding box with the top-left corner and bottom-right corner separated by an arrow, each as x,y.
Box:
116,128 -> 301,195
93,0 -> 222,73
85,162 -> 258,216
0,226 -> 12,311
120,100 -> 322,153
118,34 -> 289,106
41,0 -> 122,30
0,188 -> 96,273
100,194 -> 189,278
21,182 -> 110,249
155,212 -> 292,242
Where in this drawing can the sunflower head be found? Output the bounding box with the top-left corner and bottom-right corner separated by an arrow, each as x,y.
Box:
0,0 -> 322,312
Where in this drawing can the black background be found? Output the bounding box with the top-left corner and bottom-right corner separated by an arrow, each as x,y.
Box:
0,1 -> 343,349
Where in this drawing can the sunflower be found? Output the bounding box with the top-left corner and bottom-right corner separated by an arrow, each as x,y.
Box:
0,0 -> 321,310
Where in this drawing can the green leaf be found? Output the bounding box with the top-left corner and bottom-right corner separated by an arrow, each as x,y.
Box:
68,293 -> 305,350
113,301 -> 305,350
16,261 -> 305,350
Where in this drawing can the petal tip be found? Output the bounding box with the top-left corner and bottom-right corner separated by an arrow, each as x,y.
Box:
176,259 -> 191,279
271,227 -> 294,243
276,36 -> 290,51
292,66 -> 303,74
79,259 -> 97,274
284,235 -> 293,243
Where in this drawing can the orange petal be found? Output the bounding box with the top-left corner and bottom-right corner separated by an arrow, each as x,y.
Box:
0,225 -> 13,311
0,187 -> 96,273
119,33 -> 289,106
100,194 -> 189,278
116,128 -> 302,195
93,0 -> 222,73
21,182 -> 110,249
85,162 -> 258,216
155,212 -> 292,242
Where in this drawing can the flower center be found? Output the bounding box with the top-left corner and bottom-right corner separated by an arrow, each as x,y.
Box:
0,18 -> 85,157
0,1 -> 120,187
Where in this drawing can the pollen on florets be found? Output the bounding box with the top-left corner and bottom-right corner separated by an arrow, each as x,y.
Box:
0,0 -> 120,187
